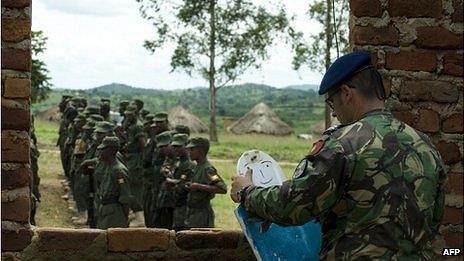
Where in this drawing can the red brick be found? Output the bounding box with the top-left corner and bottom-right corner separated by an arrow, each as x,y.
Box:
107,228 -> 170,252
442,207 -> 463,225
445,173 -> 463,195
350,0 -> 383,17
444,232 -> 464,248
1,229 -> 33,251
1,197 -> 30,222
1,99 -> 30,131
452,0 -> 463,22
434,141 -> 461,164
176,230 -> 241,250
415,109 -> 440,133
415,27 -> 463,49
1,166 -> 30,190
443,52 -> 463,76
1,130 -> 30,163
385,51 -> 436,72
1,0 -> 31,8
443,113 -> 464,133
1,18 -> 31,43
351,25 -> 399,46
392,110 -> 416,126
37,228 -> 103,251
388,0 -> 442,18
383,79 -> 392,98
1,49 -> 31,72
399,81 -> 459,103
3,78 -> 31,98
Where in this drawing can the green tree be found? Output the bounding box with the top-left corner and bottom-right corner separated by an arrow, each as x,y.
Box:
136,0 -> 292,141
292,0 -> 349,127
31,31 -> 52,104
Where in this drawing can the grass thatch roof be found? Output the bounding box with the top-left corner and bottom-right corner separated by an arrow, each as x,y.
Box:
227,103 -> 292,135
168,106 -> 208,133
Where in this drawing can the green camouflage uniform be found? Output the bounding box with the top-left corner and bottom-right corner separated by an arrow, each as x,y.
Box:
142,127 -> 157,227
243,110 -> 447,260
172,158 -> 195,230
185,160 -> 227,228
123,115 -> 145,211
97,138 -> 132,229
152,131 -> 175,228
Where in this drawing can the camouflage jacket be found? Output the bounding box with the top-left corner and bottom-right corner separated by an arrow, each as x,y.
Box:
243,109 -> 447,260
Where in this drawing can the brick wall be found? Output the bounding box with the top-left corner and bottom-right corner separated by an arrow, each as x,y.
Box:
1,0 -> 34,254
1,0 -> 462,258
350,0 -> 464,249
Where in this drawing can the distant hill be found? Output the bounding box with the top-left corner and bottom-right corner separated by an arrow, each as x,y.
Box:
33,82 -> 325,133
86,83 -> 159,94
284,84 -> 319,91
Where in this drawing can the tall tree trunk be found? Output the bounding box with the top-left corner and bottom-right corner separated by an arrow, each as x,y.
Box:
324,0 -> 333,129
208,0 -> 218,142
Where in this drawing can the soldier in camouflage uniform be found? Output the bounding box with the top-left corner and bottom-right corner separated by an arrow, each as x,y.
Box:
153,132 -> 177,229
143,112 -> 170,227
66,113 -> 86,192
185,137 -> 227,228
231,51 -> 447,260
121,106 -> 146,226
78,121 -> 117,226
96,136 -> 133,229
167,133 -> 195,231
60,97 -> 80,178
100,99 -> 111,122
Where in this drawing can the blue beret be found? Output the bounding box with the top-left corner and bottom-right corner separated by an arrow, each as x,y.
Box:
318,51 -> 373,95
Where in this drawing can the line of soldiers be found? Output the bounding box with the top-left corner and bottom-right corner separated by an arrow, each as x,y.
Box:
57,95 -> 227,230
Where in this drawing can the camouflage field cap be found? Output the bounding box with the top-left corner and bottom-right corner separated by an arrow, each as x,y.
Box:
70,97 -> 82,107
140,109 -> 150,117
153,112 -> 168,122
100,98 -> 111,103
89,114 -> 104,122
77,107 -> 85,113
144,118 -> 155,127
155,131 -> 172,147
133,99 -> 144,108
82,120 -> 96,130
94,121 -> 115,133
62,94 -> 73,100
73,113 -> 86,123
97,136 -> 120,150
174,125 -> 190,136
84,105 -> 100,116
186,137 -> 210,149
144,114 -> 156,122
124,105 -> 138,115
119,100 -> 130,106
171,133 -> 189,146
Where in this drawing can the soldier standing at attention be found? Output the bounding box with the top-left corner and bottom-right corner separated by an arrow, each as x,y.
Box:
96,137 -> 132,229
153,132 -> 176,229
143,112 -> 170,227
121,106 -> 146,226
100,99 -> 111,122
168,133 -> 195,231
231,51 -> 447,260
185,137 -> 227,228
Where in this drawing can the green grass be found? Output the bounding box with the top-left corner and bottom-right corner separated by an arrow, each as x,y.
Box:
34,119 -> 312,229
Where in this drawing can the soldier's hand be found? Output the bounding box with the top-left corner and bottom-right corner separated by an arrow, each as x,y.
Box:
184,182 -> 201,191
230,168 -> 253,203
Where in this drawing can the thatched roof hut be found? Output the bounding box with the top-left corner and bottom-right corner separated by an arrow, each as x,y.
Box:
168,106 -> 208,133
227,103 -> 292,135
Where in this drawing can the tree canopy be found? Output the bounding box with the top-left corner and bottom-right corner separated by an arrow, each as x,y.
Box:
31,30 -> 52,104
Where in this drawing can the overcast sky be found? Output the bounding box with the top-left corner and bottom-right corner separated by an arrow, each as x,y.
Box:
32,0 -> 323,90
